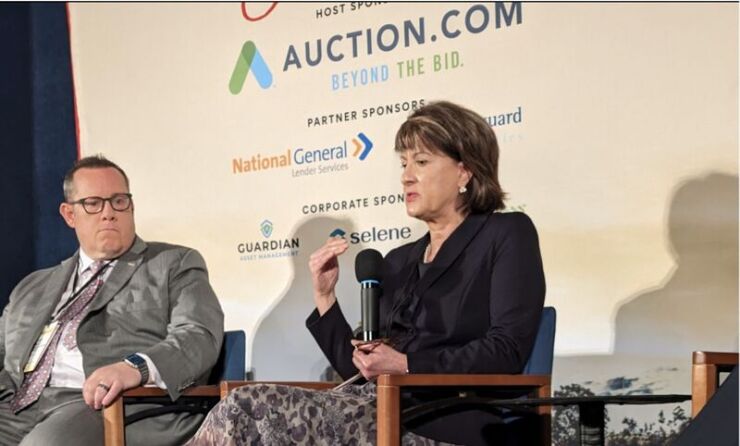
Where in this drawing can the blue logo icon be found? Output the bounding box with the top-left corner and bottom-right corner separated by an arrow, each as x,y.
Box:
351,132 -> 374,161
329,228 -> 346,238
260,220 -> 274,238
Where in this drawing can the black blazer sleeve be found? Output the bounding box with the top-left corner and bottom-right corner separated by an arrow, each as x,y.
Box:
306,301 -> 358,379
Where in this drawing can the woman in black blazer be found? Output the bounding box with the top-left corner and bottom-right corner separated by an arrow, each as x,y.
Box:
188,101 -> 545,446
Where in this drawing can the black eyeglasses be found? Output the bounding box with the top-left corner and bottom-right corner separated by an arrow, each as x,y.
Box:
68,193 -> 133,214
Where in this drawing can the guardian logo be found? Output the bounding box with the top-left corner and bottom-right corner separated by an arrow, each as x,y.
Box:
260,219 -> 273,238
229,41 -> 273,94
237,220 -> 300,261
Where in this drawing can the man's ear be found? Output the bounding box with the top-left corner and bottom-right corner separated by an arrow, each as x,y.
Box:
59,202 -> 76,228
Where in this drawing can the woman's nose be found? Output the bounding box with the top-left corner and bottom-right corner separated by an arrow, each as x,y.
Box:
401,165 -> 415,184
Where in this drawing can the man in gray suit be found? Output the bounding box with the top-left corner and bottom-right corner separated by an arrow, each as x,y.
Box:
0,156 -> 224,445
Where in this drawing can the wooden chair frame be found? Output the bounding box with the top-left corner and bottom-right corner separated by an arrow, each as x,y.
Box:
217,374 -> 551,446
103,386 -> 218,446
104,306 -> 554,446
375,373 -> 551,446
104,375 -> 550,446
691,351 -> 738,417
103,382 -> 334,446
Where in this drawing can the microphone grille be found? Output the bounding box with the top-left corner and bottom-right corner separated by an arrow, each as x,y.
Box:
355,249 -> 383,282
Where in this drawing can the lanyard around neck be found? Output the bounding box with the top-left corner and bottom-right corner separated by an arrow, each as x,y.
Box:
52,261 -> 112,321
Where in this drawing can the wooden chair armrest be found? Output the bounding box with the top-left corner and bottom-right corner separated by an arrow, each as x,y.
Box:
219,381 -> 336,399
377,373 -> 550,388
692,351 -> 739,417
218,375 -> 554,445
693,351 -> 739,368
375,374 -> 551,446
103,385 -> 220,446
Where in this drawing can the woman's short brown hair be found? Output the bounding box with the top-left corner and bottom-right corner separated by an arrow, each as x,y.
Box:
395,100 -> 505,213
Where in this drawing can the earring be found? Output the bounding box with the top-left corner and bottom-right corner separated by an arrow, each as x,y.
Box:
458,185 -> 467,194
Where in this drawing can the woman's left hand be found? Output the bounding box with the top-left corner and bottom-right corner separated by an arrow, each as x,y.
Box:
351,340 -> 408,380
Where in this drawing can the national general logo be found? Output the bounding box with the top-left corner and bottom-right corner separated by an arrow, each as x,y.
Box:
352,133 -> 373,160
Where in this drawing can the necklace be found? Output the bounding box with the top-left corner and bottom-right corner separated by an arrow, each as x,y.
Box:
424,243 -> 432,263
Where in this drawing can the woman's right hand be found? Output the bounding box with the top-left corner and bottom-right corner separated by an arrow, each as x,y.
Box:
309,237 -> 349,315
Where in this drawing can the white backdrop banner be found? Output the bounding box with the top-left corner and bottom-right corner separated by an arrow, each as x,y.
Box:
69,1 -> 737,433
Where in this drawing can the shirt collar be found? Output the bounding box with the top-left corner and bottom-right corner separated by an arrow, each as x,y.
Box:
78,249 -> 95,272
78,249 -> 117,274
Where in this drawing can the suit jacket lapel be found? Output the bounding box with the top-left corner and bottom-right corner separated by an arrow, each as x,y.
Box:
88,237 -> 146,312
39,256 -> 79,321
18,255 -> 78,372
413,213 -> 490,296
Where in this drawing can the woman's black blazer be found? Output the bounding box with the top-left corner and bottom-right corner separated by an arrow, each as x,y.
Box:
308,212 -> 546,445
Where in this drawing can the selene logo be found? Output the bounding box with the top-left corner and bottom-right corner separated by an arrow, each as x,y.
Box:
328,226 -> 412,244
229,41 -> 273,94
329,228 -> 346,238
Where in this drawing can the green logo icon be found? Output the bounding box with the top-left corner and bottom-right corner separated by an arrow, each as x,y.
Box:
230,41 -> 273,94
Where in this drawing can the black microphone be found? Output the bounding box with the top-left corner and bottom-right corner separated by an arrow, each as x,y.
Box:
355,248 -> 383,341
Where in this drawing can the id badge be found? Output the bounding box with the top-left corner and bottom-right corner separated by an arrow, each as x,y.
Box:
23,321 -> 60,373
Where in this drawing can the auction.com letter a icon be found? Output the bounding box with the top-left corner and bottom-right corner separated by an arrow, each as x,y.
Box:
229,41 -> 273,94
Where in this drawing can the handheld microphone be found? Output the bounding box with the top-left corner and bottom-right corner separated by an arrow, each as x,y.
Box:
355,249 -> 383,341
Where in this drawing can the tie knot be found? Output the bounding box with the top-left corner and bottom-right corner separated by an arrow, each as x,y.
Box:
89,260 -> 106,275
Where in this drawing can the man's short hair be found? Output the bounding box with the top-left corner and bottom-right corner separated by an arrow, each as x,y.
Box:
63,155 -> 130,201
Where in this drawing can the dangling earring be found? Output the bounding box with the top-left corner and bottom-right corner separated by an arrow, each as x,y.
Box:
458,185 -> 467,194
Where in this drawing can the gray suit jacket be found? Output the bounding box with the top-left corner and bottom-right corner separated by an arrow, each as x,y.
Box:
0,236 -> 224,402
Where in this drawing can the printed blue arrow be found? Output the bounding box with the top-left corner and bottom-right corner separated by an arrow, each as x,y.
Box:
357,133 -> 373,161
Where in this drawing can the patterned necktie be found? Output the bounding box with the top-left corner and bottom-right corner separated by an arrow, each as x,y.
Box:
10,261 -> 106,413
62,261 -> 106,349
